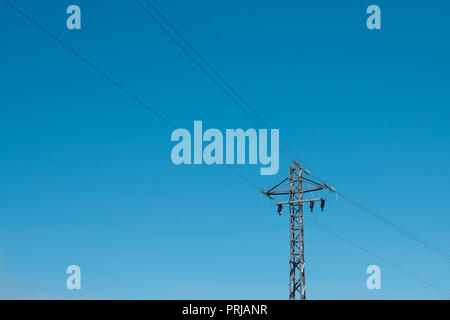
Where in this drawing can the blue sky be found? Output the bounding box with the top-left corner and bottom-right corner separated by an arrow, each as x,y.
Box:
0,0 -> 449,299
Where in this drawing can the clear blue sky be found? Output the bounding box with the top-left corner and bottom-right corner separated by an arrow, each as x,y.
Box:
0,0 -> 449,299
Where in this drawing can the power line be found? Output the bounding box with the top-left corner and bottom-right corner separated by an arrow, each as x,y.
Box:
306,216 -> 450,297
135,0 -> 298,163
0,0 -> 257,201
139,0 -> 273,129
4,0 -> 448,298
134,0 -> 259,127
134,0 -> 450,262
338,191 -> 450,261
2,0 -> 176,130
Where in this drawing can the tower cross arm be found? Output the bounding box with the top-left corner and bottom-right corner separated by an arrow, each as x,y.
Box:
276,198 -> 324,205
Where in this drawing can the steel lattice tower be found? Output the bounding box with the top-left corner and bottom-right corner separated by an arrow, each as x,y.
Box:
263,161 -> 334,300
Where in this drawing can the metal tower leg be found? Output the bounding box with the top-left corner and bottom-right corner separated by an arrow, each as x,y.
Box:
289,164 -> 306,300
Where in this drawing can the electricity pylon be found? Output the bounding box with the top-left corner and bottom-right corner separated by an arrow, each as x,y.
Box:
262,161 -> 334,300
